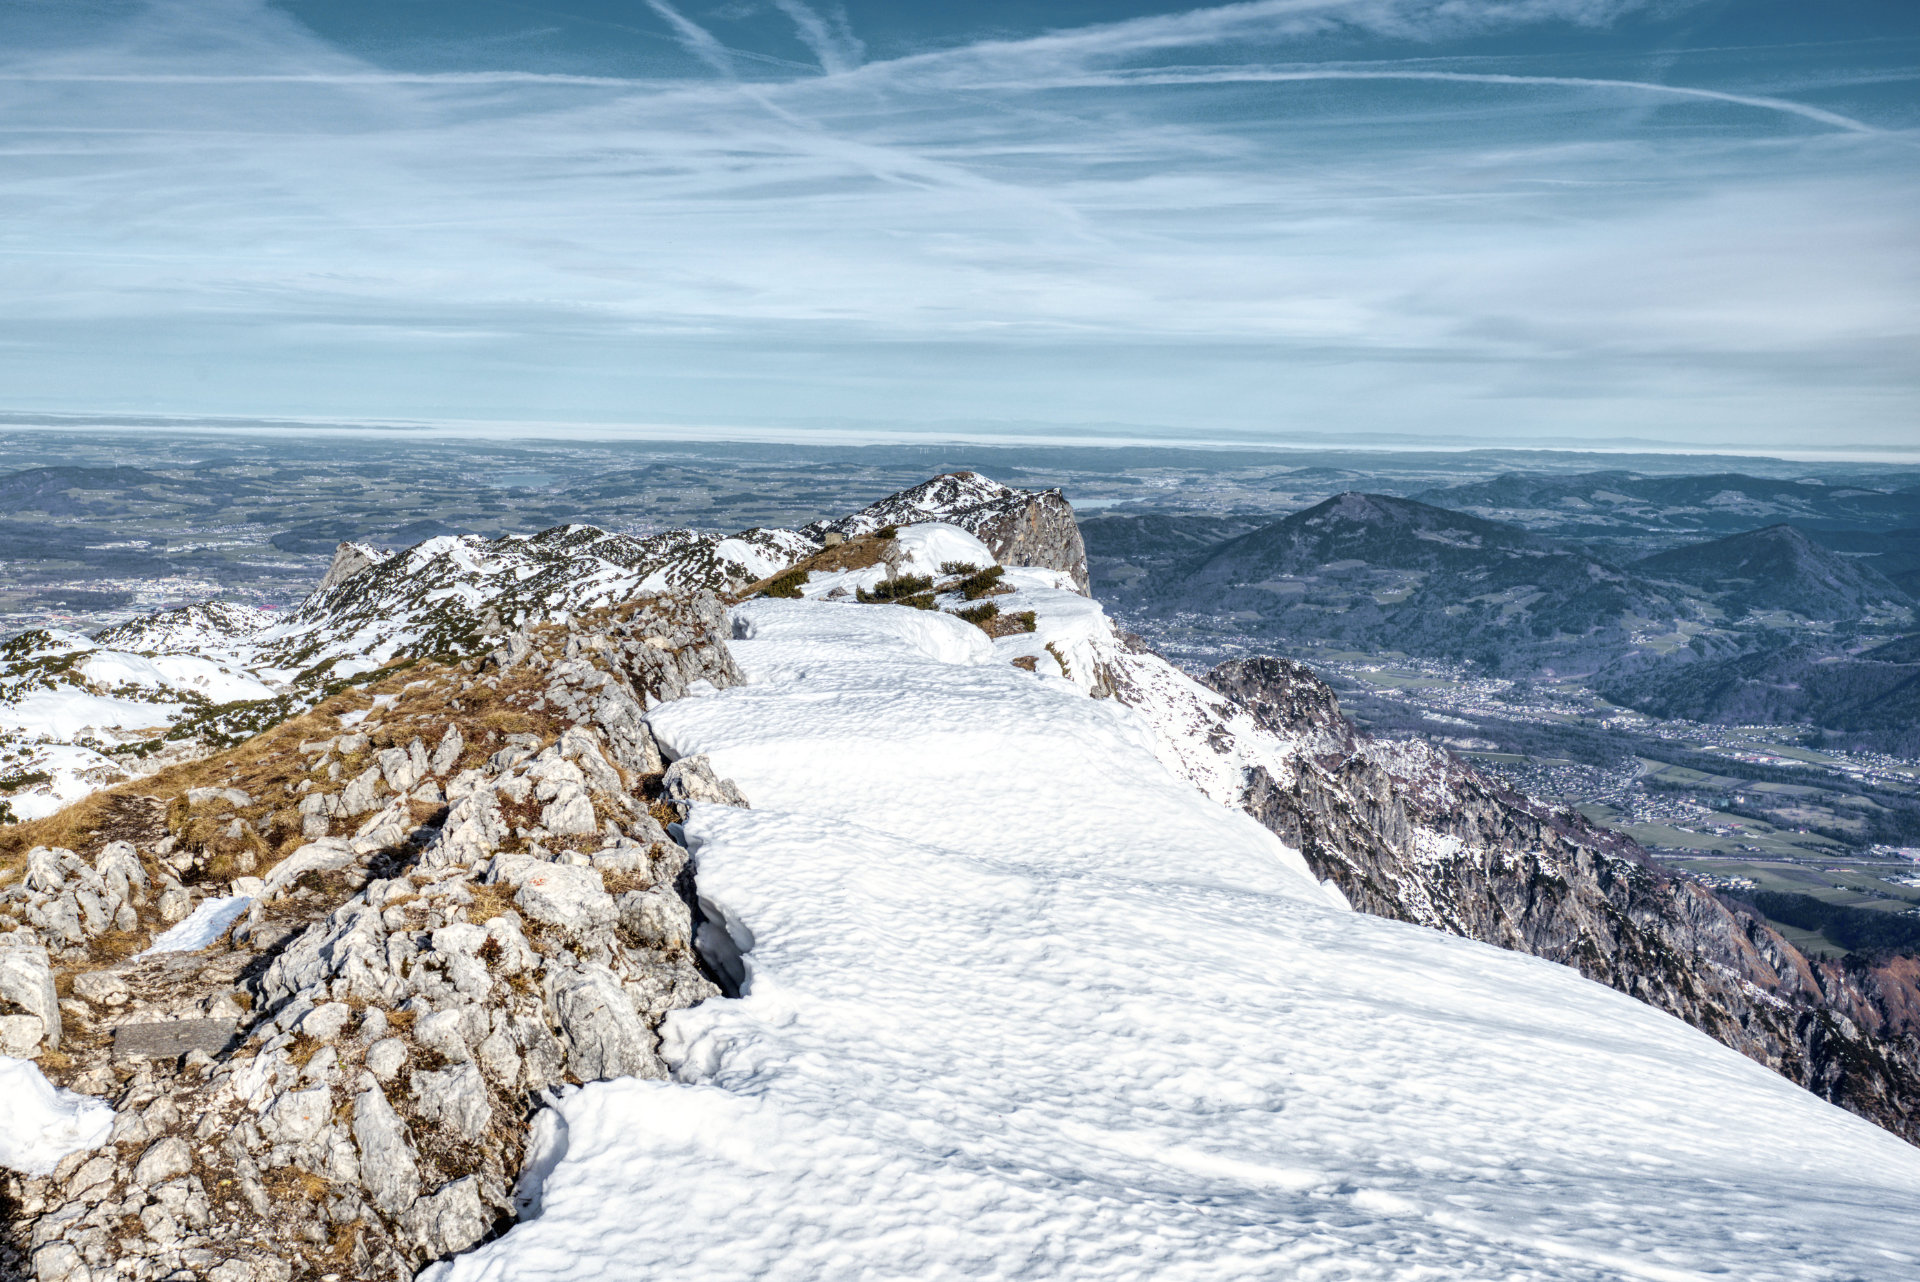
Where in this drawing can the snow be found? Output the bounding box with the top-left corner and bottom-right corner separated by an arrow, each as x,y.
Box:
0,1057 -> 114,1175
0,742 -> 127,821
429,597 -> 1920,1281
77,650 -> 276,703
888,521 -> 995,577
140,896 -> 251,955
0,689 -> 184,739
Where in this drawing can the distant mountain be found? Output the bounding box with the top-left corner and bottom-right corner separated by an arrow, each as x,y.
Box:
1634,523 -> 1913,621
1601,641 -> 1920,756
1151,493 -> 1686,670
1418,470 -> 1920,538
1804,527 -> 1920,600
0,466 -> 163,517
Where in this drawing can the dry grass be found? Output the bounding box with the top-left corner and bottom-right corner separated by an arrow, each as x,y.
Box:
466,882 -> 517,924
733,535 -> 889,600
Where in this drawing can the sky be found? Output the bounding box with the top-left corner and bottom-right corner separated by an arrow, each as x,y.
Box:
0,0 -> 1915,453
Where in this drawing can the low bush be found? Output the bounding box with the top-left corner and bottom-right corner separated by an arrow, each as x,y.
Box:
758,567 -> 808,599
858,575 -> 933,602
957,566 -> 1006,600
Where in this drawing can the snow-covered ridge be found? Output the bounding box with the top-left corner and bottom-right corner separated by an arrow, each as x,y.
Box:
1,474 -> 1078,824
432,594 -> 1920,1281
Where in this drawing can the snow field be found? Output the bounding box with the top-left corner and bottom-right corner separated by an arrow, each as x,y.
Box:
435,598 -> 1920,1280
0,1057 -> 114,1176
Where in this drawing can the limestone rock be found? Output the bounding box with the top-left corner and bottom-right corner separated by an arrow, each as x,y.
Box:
514,864 -> 615,934
412,1063 -> 492,1143
401,1175 -> 494,1260
351,1082 -> 420,1215
660,754 -> 749,809
0,938 -> 61,1050
548,964 -> 664,1081
134,1135 -> 193,1186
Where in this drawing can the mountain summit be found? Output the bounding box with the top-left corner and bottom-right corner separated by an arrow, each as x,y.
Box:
1636,521 -> 1913,620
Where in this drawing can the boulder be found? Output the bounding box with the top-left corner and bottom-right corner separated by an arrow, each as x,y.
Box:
0,938 -> 60,1050
351,1082 -> 420,1214
548,964 -> 664,1081
401,1175 -> 494,1259
412,1063 -> 492,1143
660,755 -> 749,809
514,864 -> 615,934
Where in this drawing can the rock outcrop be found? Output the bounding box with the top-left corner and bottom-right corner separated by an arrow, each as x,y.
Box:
0,592 -> 751,1280
1202,654 -> 1920,1144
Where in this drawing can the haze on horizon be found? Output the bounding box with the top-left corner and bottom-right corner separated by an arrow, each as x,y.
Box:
1,0 -> 1915,453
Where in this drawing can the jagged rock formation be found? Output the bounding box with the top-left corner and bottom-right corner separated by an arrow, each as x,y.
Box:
1201,655 -> 1920,1143
312,543 -> 385,595
810,472 -> 1089,593
0,593 -> 751,1280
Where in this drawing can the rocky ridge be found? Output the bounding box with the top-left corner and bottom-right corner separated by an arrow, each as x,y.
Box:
1103,647 -> 1920,1143
1,474 -> 1087,825
1,593 -> 754,1281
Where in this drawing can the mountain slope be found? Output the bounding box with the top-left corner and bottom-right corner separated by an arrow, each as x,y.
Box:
1635,522 -> 1913,620
432,596 -> 1920,1281
1155,492 -> 1685,669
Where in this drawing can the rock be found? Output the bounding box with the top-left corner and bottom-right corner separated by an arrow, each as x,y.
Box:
71,970 -> 130,1007
430,724 -> 465,776
412,1063 -> 492,1142
401,1175 -> 494,1259
93,840 -> 149,905
339,766 -> 385,817
548,964 -> 664,1081
660,754 -> 749,809
260,1086 -> 332,1146
617,890 -> 692,952
514,864 -> 615,934
297,1001 -> 353,1042
112,1018 -> 233,1061
208,1254 -> 294,1282
351,1082 -> 420,1214
365,1038 -> 408,1082
157,885 -> 195,924
134,1135 -> 194,1186
379,746 -> 420,795
30,1242 -> 89,1282
260,838 -> 357,899
539,786 -> 598,837
0,939 -> 61,1049
316,540 -> 384,592
25,846 -> 68,893
187,786 -> 253,808
414,1010 -> 475,1064
0,1014 -> 47,1057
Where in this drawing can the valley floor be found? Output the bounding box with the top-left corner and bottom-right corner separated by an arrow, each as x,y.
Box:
434,598 -> 1920,1280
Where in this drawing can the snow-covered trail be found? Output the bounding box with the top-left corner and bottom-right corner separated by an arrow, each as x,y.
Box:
435,599 -> 1920,1281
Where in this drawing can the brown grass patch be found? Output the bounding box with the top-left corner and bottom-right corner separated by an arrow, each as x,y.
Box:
732,535 -> 889,601
1011,656 -> 1039,673
466,882 -> 517,924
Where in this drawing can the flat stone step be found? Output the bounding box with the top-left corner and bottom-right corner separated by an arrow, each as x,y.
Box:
112,1018 -> 235,1060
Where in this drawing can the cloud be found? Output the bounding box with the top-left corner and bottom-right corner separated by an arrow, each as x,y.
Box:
0,0 -> 1911,449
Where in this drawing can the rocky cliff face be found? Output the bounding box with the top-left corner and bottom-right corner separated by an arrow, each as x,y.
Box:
1203,655 -> 1920,1143
1,593 -> 754,1281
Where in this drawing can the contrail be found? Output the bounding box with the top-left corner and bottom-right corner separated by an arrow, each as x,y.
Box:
1078,67 -> 1879,134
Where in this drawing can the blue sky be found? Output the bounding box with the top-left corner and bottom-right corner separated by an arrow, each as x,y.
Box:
1,1 -> 1915,453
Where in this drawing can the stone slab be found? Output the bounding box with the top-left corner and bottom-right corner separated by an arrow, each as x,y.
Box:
112,1018 -> 235,1060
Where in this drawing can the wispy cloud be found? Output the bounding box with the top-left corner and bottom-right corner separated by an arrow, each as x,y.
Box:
0,0 -> 1911,449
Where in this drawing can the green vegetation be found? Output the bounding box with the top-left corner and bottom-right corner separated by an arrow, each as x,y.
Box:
857,575 -> 932,602
954,602 -> 999,627
939,561 -> 982,576
757,567 -> 809,599
1742,890 -> 1920,958
956,566 -> 1005,600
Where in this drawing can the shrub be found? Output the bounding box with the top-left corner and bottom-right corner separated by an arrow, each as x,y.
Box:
857,574 -> 933,602
958,566 -> 1006,600
758,567 -> 808,599
940,561 -> 982,576
955,602 -> 1000,626
874,525 -> 898,540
